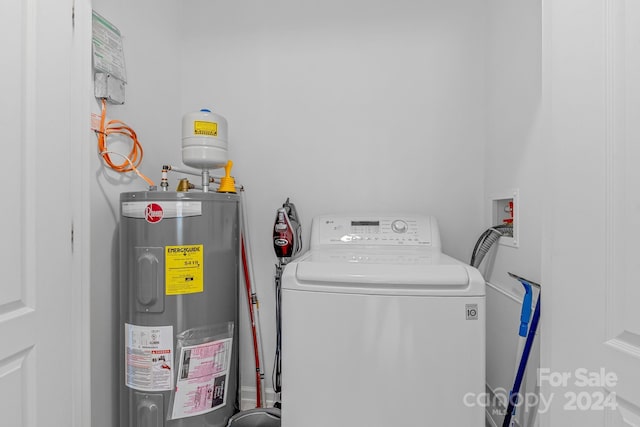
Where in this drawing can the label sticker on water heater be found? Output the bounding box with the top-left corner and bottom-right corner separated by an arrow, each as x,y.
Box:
165,245 -> 204,295
124,324 -> 173,391
170,337 -> 232,419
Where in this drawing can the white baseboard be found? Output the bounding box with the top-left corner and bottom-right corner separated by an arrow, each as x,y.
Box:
240,386 -> 279,411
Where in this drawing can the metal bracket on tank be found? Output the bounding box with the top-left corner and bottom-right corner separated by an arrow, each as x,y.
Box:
134,247 -> 165,313
134,392 -> 164,427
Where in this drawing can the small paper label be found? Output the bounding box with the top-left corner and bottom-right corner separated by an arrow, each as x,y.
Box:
193,121 -> 218,136
92,11 -> 127,82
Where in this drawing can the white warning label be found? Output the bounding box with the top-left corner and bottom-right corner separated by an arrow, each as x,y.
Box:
125,324 -> 174,391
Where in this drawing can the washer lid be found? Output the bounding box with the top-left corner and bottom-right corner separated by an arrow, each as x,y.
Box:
284,250 -> 485,296
298,262 -> 469,285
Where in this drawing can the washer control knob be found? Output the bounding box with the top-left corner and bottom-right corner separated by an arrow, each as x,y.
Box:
391,220 -> 408,233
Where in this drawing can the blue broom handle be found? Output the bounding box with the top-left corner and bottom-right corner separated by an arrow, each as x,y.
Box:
502,294 -> 541,427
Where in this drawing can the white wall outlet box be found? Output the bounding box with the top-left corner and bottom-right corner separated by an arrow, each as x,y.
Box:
490,189 -> 519,248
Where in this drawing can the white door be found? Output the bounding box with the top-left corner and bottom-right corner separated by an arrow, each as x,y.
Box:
543,0 -> 640,425
604,1 -> 640,424
0,0 -> 81,426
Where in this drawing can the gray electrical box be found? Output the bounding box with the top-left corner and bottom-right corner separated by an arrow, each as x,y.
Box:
94,72 -> 126,104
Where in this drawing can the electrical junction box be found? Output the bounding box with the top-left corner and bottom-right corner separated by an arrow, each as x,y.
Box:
94,72 -> 125,104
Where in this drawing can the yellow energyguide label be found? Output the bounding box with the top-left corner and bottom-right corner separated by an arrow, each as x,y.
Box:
165,245 -> 204,295
193,120 -> 218,136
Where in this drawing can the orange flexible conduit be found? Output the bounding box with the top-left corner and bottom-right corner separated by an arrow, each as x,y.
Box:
97,99 -> 154,186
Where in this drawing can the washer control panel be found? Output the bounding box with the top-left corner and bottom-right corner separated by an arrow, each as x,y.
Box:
311,215 -> 440,248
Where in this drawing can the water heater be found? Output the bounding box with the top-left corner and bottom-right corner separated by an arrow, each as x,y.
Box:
119,191 -> 239,427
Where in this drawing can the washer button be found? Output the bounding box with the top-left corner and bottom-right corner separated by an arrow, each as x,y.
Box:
391,220 -> 408,233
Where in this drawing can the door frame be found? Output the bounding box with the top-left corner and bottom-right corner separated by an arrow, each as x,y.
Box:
70,0 -> 94,425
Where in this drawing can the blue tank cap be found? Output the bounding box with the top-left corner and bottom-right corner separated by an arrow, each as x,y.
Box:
200,108 -> 211,113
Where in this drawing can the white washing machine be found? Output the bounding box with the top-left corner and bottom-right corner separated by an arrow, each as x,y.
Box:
280,215 -> 485,427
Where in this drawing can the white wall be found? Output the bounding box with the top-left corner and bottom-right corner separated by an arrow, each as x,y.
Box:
483,1 -> 542,426
89,1 -> 183,426
79,2 -> 640,425
88,0 -> 489,420
177,0 -> 488,400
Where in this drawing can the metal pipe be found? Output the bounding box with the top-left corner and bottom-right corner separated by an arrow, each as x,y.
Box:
201,170 -> 210,192
165,165 -> 203,177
